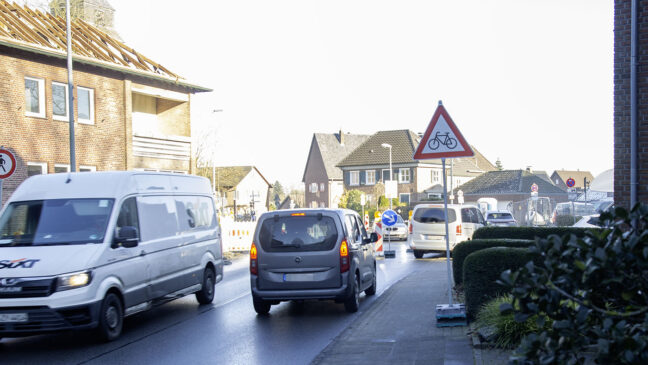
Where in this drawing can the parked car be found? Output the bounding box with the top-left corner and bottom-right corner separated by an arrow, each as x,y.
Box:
383,214 -> 408,241
250,209 -> 378,314
484,210 -> 517,227
0,171 -> 224,341
573,214 -> 601,228
408,204 -> 485,259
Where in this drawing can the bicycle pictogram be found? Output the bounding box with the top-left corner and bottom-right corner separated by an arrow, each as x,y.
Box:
427,131 -> 457,150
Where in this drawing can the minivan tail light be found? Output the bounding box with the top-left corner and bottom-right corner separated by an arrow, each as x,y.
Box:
340,239 -> 349,273
456,224 -> 462,235
250,242 -> 258,275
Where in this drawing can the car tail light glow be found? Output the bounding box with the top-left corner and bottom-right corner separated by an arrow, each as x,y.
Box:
456,224 -> 462,235
250,242 -> 258,275
409,223 -> 412,234
340,239 -> 349,273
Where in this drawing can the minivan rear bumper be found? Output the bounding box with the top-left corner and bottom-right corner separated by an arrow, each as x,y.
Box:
250,272 -> 351,302
409,235 -> 460,251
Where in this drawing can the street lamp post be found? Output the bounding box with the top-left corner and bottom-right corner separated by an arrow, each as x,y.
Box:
381,143 -> 392,210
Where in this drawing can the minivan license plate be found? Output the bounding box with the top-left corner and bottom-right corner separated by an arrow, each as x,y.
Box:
0,313 -> 28,323
283,273 -> 314,282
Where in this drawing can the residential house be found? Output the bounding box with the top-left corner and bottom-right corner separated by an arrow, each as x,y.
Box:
0,0 -> 210,203
336,129 -> 496,207
212,166 -> 272,216
550,170 -> 594,192
614,2 -> 647,208
302,130 -> 370,208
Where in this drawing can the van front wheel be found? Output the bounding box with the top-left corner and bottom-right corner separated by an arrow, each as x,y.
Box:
195,267 -> 215,305
413,250 -> 424,259
97,293 -> 123,341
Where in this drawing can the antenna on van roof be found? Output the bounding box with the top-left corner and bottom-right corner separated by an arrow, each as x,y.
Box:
65,172 -> 72,184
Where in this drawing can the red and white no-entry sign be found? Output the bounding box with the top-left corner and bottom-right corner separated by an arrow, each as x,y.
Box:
0,148 -> 16,179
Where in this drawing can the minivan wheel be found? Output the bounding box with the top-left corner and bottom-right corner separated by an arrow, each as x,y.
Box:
195,267 -> 216,305
365,271 -> 377,296
97,293 -> 123,342
344,276 -> 360,313
413,250 -> 424,259
253,299 -> 271,315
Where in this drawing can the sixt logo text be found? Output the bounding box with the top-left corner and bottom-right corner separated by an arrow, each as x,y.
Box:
0,258 -> 40,269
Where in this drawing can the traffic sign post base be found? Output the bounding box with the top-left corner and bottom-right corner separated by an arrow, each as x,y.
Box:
384,250 -> 396,259
435,303 -> 467,327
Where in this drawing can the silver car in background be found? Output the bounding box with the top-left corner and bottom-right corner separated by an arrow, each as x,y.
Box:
484,210 -> 517,227
383,214 -> 408,241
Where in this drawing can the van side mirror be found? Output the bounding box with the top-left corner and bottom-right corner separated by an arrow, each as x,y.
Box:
368,232 -> 378,243
113,226 -> 139,248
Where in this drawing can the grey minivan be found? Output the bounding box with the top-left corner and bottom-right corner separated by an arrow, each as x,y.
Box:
250,209 -> 378,314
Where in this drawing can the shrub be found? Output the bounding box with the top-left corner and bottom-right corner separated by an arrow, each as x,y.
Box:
463,247 -> 539,319
473,226 -> 596,240
452,239 -> 533,286
475,295 -> 550,349
499,205 -> 648,364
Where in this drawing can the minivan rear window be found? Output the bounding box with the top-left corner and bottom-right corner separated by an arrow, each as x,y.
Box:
413,208 -> 457,224
258,215 -> 338,252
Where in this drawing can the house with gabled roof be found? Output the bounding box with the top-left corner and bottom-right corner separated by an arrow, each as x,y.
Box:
0,0 -> 210,203
302,130 -> 370,208
336,129 -> 496,206
208,166 -> 272,215
550,170 -> 595,191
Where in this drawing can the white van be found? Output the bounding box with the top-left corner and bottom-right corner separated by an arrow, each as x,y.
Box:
0,171 -> 223,341
408,204 -> 484,258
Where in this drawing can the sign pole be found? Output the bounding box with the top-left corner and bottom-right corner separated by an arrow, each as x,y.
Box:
0,179 -> 3,208
442,158 -> 453,306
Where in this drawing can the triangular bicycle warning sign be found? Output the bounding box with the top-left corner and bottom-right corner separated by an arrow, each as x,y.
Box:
413,101 -> 474,160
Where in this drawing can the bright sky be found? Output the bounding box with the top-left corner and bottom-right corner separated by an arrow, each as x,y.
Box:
106,0 -> 612,189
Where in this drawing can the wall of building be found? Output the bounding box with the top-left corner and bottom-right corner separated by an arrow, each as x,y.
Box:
0,47 -> 126,203
614,0 -> 648,208
303,140 -> 329,208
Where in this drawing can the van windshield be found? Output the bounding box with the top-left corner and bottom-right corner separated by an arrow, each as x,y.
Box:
258,215 -> 338,252
0,199 -> 114,246
413,208 -> 457,223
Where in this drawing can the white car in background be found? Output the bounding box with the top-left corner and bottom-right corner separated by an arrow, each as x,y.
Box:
484,210 -> 517,227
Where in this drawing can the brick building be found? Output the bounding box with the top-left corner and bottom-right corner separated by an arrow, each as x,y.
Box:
0,1 -> 210,204
614,1 -> 648,208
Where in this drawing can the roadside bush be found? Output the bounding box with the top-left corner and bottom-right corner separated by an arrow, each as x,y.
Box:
473,226 -> 595,240
499,205 -> 648,364
463,247 -> 539,319
452,239 -> 533,286
475,295 -> 551,349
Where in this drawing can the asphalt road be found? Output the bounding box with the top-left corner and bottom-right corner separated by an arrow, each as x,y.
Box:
0,241 -> 445,365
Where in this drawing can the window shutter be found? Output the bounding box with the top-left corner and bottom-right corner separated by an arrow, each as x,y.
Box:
360,171 -> 366,185
376,170 -> 380,182
344,171 -> 349,186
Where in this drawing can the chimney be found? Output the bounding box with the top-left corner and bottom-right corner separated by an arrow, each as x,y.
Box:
339,129 -> 344,145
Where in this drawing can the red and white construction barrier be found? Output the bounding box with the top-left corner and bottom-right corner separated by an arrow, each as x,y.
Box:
221,220 -> 256,252
373,221 -> 384,257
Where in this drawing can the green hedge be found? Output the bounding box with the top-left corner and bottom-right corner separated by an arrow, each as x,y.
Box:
452,239 -> 533,286
463,247 -> 540,319
472,226 -> 596,240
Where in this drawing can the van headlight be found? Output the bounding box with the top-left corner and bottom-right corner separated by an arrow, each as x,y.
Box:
57,271 -> 92,291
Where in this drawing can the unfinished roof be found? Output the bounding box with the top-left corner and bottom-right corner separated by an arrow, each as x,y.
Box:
0,1 -> 209,91
307,132 -> 371,181
337,129 -> 496,176
457,170 -> 567,196
211,166 -> 271,191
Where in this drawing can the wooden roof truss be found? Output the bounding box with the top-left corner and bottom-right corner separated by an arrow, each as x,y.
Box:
0,0 -> 180,79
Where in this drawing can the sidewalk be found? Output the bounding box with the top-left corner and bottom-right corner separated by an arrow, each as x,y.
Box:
310,261 -> 494,365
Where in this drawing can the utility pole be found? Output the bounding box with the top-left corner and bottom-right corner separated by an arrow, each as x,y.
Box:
65,0 -> 76,171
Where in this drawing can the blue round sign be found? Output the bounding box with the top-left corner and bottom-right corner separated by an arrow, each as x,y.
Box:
381,209 -> 398,227
566,177 -> 576,188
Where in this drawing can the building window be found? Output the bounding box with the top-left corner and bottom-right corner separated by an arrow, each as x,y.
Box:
78,86 -> 95,124
350,171 -> 360,186
25,76 -> 45,118
311,201 -> 318,208
399,168 -> 410,183
319,202 -> 326,208
54,164 -> 70,173
27,162 -> 47,176
52,82 -> 69,121
399,193 -> 410,205
79,165 -> 96,172
366,170 -> 376,185
320,183 -> 325,191
432,170 -> 440,183
382,169 -> 391,181
310,182 -> 318,193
